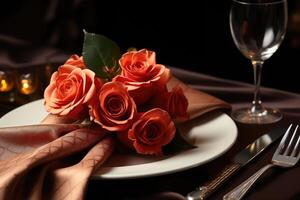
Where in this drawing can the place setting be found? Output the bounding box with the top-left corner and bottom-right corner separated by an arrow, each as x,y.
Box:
0,0 -> 299,199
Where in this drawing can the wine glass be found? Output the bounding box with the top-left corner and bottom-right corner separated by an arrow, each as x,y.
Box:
229,0 -> 288,124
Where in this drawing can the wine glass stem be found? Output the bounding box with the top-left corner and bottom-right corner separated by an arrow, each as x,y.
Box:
250,60 -> 265,115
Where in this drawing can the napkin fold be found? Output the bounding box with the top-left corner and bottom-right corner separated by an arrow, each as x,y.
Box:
0,77 -> 230,200
168,77 -> 231,120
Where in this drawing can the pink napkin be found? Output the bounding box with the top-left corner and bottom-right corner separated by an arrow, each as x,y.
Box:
0,122 -> 114,200
0,77 -> 230,200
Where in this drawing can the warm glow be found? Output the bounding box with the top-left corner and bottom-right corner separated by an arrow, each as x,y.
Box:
20,79 -> 35,95
0,75 -> 14,92
22,80 -> 30,89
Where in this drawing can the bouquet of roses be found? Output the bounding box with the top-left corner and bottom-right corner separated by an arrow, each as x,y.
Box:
44,31 -> 189,156
0,31 -> 231,200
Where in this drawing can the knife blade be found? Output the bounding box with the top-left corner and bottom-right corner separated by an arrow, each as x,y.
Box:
186,128 -> 285,200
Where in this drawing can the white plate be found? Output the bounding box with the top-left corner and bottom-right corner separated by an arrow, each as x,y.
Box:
0,99 -> 237,179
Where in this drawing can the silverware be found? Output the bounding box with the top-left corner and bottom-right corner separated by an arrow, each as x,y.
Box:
186,128 -> 285,200
224,124 -> 300,200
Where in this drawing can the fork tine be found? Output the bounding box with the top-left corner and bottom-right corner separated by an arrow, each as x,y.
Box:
274,124 -> 293,156
293,136 -> 300,159
291,126 -> 300,157
283,125 -> 299,156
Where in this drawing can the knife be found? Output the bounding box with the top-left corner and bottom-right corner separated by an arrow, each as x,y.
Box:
186,128 -> 285,200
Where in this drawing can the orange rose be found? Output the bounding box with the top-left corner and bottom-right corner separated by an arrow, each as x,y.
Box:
64,54 -> 86,69
113,49 -> 170,105
89,82 -> 137,132
128,108 -> 176,155
149,86 -> 188,121
44,56 -> 99,119
148,86 -> 169,108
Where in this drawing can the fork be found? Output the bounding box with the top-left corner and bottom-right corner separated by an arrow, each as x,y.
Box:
223,124 -> 300,200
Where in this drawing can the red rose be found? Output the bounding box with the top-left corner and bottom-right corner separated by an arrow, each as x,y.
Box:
44,56 -> 99,118
113,49 -> 170,105
127,108 -> 176,155
89,82 -> 137,132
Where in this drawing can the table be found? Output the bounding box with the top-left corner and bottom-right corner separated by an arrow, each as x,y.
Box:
1,67 -> 299,200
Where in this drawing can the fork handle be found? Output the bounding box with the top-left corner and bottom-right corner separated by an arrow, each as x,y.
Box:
223,164 -> 274,200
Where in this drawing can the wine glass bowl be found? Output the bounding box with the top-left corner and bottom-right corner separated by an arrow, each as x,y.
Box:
229,0 -> 288,124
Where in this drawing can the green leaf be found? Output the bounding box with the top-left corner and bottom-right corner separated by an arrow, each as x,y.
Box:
82,30 -> 121,79
163,130 -> 196,155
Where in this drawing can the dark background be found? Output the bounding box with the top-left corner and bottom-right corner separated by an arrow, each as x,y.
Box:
0,0 -> 299,94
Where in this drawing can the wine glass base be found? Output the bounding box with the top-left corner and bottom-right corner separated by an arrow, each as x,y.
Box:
231,108 -> 282,124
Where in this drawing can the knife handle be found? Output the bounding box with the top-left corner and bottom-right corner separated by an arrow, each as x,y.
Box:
187,163 -> 241,200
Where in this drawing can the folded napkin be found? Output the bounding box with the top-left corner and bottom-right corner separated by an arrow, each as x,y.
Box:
0,77 -> 230,200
